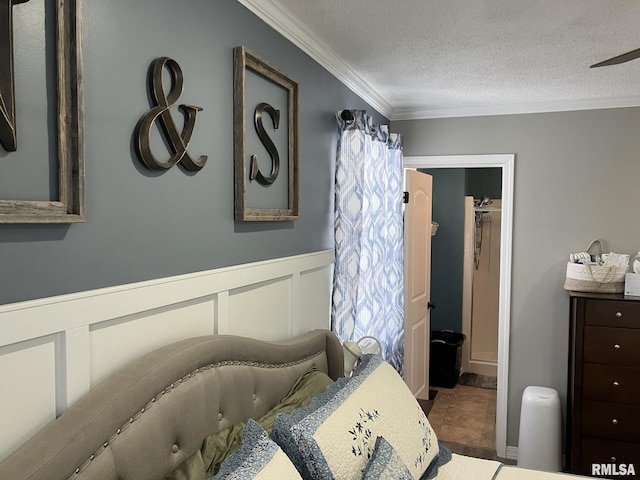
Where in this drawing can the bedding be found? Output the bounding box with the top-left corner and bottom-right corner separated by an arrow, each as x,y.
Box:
212,419 -> 302,479
0,329 -> 600,480
165,366 -> 334,479
273,354 -> 440,480
432,456 -> 597,480
429,452 -> 501,480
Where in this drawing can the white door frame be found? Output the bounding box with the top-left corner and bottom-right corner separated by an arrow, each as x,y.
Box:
403,154 -> 514,459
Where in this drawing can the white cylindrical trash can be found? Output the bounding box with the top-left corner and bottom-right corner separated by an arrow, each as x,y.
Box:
517,386 -> 562,471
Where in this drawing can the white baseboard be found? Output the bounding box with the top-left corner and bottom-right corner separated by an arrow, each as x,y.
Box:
505,446 -> 519,461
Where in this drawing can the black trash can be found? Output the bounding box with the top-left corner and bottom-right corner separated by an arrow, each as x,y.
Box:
430,330 -> 466,388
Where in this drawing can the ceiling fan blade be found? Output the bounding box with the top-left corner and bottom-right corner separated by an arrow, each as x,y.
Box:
590,47 -> 640,68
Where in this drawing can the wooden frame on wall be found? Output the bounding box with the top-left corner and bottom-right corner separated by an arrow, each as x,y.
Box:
0,0 -> 84,223
233,45 -> 299,221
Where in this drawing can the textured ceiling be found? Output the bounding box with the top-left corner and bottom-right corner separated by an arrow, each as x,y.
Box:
238,0 -> 640,119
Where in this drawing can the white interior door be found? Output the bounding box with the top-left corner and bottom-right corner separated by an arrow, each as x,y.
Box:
403,170 -> 433,400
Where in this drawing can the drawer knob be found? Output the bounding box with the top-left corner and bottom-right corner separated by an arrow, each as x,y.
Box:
612,418 -> 618,425
613,381 -> 620,387
616,311 -> 623,318
614,344 -> 621,349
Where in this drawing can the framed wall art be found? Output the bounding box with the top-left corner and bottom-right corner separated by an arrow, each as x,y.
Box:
233,45 -> 299,221
0,0 -> 84,223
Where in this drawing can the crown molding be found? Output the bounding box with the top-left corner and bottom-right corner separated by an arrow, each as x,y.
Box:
391,95 -> 640,120
237,1 -> 640,121
236,0 -> 393,118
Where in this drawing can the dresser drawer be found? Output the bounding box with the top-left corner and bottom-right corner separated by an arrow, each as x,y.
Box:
585,299 -> 640,328
584,326 -> 640,366
583,363 -> 640,404
583,400 -> 640,442
580,437 -> 640,477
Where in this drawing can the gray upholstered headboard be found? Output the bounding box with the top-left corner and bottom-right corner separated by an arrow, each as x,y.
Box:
0,329 -> 343,480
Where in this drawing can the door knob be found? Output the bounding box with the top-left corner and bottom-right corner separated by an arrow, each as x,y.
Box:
427,302 -> 436,310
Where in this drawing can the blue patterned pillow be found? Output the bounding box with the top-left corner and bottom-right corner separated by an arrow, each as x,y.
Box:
212,419 -> 301,479
362,436 -> 412,480
363,438 -> 453,480
272,354 -> 439,480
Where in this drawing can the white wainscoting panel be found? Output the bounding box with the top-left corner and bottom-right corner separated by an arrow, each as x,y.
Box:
89,297 -> 216,386
0,250 -> 334,461
295,266 -> 333,336
227,277 -> 292,340
0,336 -> 57,462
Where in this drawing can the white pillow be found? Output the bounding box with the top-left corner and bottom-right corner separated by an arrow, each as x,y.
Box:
272,354 -> 439,479
213,419 -> 301,479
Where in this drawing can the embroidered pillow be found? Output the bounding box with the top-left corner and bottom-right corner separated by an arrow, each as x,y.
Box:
272,354 -> 439,480
361,436 -> 412,480
212,419 -> 301,480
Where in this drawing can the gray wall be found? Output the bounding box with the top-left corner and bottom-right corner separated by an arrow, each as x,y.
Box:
394,107 -> 640,447
0,0 -> 386,305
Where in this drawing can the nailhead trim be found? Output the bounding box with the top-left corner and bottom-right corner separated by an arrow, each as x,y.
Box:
68,350 -> 325,478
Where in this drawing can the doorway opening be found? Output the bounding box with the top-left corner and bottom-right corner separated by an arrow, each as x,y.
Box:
403,154 -> 514,460
464,195 -> 501,378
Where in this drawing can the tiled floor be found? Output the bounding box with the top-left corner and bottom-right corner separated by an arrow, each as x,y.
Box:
427,383 -> 500,460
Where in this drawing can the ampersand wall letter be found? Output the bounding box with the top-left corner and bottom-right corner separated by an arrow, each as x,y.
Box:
134,57 -> 207,171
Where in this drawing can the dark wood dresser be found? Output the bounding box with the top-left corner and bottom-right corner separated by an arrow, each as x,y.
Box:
567,292 -> 640,476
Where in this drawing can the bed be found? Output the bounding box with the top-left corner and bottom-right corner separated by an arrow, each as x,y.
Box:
0,329 -> 597,480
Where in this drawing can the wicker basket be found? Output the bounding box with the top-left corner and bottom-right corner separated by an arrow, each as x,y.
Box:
564,240 -> 626,293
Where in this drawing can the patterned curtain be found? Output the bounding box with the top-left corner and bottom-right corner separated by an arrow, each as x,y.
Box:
332,110 -> 405,373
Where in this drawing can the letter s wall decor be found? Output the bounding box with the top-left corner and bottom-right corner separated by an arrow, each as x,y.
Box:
233,46 -> 299,221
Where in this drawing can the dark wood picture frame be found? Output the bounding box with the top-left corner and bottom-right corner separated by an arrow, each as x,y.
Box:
233,46 -> 299,221
0,0 -> 84,223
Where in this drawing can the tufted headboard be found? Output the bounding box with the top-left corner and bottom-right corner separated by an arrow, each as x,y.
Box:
0,329 -> 343,480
